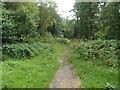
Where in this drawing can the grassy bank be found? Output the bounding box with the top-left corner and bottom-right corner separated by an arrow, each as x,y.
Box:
2,39 -> 67,88
69,57 -> 118,88
69,40 -> 118,88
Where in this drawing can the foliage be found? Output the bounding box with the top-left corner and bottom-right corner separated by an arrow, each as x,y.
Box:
55,38 -> 70,44
2,2 -> 40,43
69,40 -> 118,88
73,2 -> 120,40
97,2 -> 120,40
103,82 -> 116,88
2,4 -> 17,43
2,42 -> 49,60
73,2 -> 99,39
2,43 -> 66,88
72,40 -> 118,68
37,33 -> 55,43
64,19 -> 75,38
2,1 -> 65,44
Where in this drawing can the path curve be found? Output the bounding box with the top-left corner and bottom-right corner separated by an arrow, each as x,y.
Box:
50,45 -> 81,88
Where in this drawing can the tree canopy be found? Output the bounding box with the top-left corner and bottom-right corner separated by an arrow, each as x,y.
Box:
73,2 -> 120,40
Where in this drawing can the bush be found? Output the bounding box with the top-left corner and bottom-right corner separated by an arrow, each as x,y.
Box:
73,40 -> 118,68
2,42 -> 50,60
39,33 -> 55,43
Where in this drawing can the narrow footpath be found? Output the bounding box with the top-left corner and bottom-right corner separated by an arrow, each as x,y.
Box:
50,45 -> 81,88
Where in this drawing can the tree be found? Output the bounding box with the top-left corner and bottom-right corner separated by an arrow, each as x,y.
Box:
73,2 -> 99,39
2,2 -> 40,43
2,1 -> 65,43
98,2 -> 120,39
73,1 -> 120,40
2,3 -> 17,43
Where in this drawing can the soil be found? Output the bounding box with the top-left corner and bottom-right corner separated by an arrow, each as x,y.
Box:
50,45 -> 81,88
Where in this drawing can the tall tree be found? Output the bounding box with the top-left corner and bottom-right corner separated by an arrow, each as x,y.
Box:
98,2 -> 120,39
73,2 -> 99,39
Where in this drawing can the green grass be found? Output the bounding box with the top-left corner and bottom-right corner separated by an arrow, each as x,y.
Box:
2,43 -> 66,88
69,51 -> 118,88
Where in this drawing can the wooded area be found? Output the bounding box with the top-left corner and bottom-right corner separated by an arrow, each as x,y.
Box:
1,1 -> 120,89
74,2 -> 120,40
2,2 -> 120,43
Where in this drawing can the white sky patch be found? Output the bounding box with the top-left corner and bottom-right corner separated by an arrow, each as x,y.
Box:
54,0 -> 75,19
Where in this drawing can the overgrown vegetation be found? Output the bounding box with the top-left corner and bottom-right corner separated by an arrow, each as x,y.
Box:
73,40 -> 118,68
2,36 -> 69,59
1,1 -> 71,88
1,1 -> 119,89
69,40 -> 118,88
2,41 -> 67,88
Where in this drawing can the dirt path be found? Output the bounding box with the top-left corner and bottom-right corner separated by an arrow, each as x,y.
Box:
50,45 -> 81,88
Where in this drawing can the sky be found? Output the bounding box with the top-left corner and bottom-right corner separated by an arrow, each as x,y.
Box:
53,0 -> 75,19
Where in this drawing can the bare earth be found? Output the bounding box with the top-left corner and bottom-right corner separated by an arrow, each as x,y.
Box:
50,46 -> 81,88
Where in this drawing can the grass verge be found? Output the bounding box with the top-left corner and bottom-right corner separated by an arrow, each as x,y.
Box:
69,57 -> 118,88
68,41 -> 118,88
2,43 -> 66,88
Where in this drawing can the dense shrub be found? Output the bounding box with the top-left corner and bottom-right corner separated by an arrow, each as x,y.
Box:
73,40 -> 118,68
2,37 -> 67,61
2,42 -> 50,60
39,33 -> 55,43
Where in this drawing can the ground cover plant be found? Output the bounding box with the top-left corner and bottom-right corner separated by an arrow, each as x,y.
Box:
2,42 -> 50,59
69,40 -> 118,88
2,41 -> 66,88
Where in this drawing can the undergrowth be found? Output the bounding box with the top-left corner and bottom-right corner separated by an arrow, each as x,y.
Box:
2,36 -> 69,88
2,42 -> 66,88
2,37 -> 69,60
73,40 -> 118,68
69,39 -> 118,88
2,42 -> 50,60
